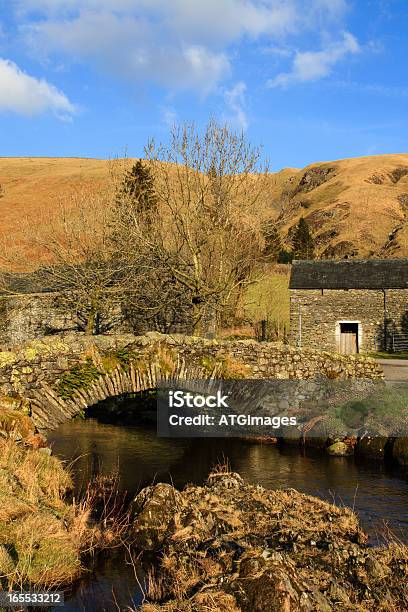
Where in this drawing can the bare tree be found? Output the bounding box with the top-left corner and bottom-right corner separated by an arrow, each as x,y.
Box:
116,121 -> 272,334
0,187 -> 141,335
0,123 -> 276,338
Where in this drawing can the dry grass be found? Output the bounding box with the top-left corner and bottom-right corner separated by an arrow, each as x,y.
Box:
277,153 -> 408,257
0,157 -> 110,264
0,439 -> 80,588
0,437 -> 72,506
0,439 -> 130,590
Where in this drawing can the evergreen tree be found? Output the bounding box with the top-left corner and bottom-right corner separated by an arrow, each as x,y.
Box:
292,217 -> 315,259
111,160 -> 158,253
115,159 -> 157,224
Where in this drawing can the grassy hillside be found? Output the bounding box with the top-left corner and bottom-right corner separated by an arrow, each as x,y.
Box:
0,158 -> 110,255
1,154 -> 408,259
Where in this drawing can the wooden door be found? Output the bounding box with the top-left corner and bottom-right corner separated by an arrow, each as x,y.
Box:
339,324 -> 358,354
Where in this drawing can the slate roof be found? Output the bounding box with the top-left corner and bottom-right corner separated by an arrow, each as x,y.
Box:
0,271 -> 56,295
289,259 -> 408,290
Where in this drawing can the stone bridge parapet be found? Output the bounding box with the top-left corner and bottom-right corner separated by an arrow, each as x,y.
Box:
0,332 -> 383,431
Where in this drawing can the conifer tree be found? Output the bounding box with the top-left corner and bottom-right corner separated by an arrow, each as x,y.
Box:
111,159 -> 158,250
292,217 -> 315,259
115,160 -> 157,225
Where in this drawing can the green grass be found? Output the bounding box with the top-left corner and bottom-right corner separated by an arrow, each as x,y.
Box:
244,266 -> 290,330
369,351 -> 408,360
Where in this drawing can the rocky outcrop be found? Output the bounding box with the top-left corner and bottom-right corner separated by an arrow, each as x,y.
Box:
293,165 -> 336,194
133,471 -> 408,611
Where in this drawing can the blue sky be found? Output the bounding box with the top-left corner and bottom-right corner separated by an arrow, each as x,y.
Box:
0,0 -> 407,169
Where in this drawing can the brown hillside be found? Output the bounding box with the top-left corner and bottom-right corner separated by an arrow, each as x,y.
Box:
271,153 -> 408,258
1,154 -> 408,261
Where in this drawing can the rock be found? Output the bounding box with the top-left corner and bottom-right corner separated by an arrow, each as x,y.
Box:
0,407 -> 36,441
355,435 -> 392,460
206,471 -> 243,489
232,554 -> 307,611
279,424 -> 301,445
26,432 -> 48,450
38,447 -> 52,456
133,483 -> 182,550
304,436 -> 328,451
130,473 -> 408,611
392,437 -> 408,466
365,555 -> 391,582
326,441 -> 352,456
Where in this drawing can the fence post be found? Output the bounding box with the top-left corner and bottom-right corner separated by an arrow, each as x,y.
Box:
298,304 -> 302,349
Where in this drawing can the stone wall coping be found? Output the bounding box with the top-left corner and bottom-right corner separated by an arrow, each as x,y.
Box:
1,330 -> 379,366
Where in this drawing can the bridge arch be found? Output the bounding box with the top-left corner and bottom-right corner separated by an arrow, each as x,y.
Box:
29,359 -> 219,431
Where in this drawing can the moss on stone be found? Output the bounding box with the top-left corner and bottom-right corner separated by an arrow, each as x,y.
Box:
0,351 -> 17,367
23,347 -> 38,360
56,358 -> 102,399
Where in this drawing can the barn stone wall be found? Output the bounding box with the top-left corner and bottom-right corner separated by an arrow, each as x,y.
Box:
0,294 -> 79,347
384,289 -> 408,338
0,292 -> 194,348
289,288 -> 408,353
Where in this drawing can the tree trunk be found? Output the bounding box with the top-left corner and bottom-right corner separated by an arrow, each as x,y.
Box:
192,302 -> 203,336
85,310 -> 96,335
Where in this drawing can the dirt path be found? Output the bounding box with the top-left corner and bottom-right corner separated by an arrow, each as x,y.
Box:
376,358 -> 408,384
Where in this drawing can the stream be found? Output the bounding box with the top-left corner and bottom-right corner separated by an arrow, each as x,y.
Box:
47,409 -> 408,611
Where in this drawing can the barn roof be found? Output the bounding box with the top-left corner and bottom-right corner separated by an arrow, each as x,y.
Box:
0,270 -> 56,296
289,259 -> 408,290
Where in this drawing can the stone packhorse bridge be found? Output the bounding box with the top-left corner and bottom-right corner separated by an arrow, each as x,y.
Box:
0,332 -> 383,432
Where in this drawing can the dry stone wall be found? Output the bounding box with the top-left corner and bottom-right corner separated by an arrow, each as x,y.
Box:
0,294 -> 80,346
0,293 -> 194,347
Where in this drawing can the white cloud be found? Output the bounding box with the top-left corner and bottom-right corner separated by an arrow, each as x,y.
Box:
22,10 -> 230,94
17,1 -> 298,42
161,105 -> 178,128
268,32 -> 360,87
0,58 -> 76,117
224,81 -> 248,130
16,0 -> 353,94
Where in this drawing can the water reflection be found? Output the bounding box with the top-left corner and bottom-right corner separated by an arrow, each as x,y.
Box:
49,418 -> 408,540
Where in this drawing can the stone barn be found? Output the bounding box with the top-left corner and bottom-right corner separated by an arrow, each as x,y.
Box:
289,259 -> 408,354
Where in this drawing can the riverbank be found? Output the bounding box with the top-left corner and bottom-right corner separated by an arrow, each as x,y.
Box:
0,438 -> 83,588
0,438 -> 128,592
2,420 -> 408,610
276,381 -> 408,466
134,468 -> 408,611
